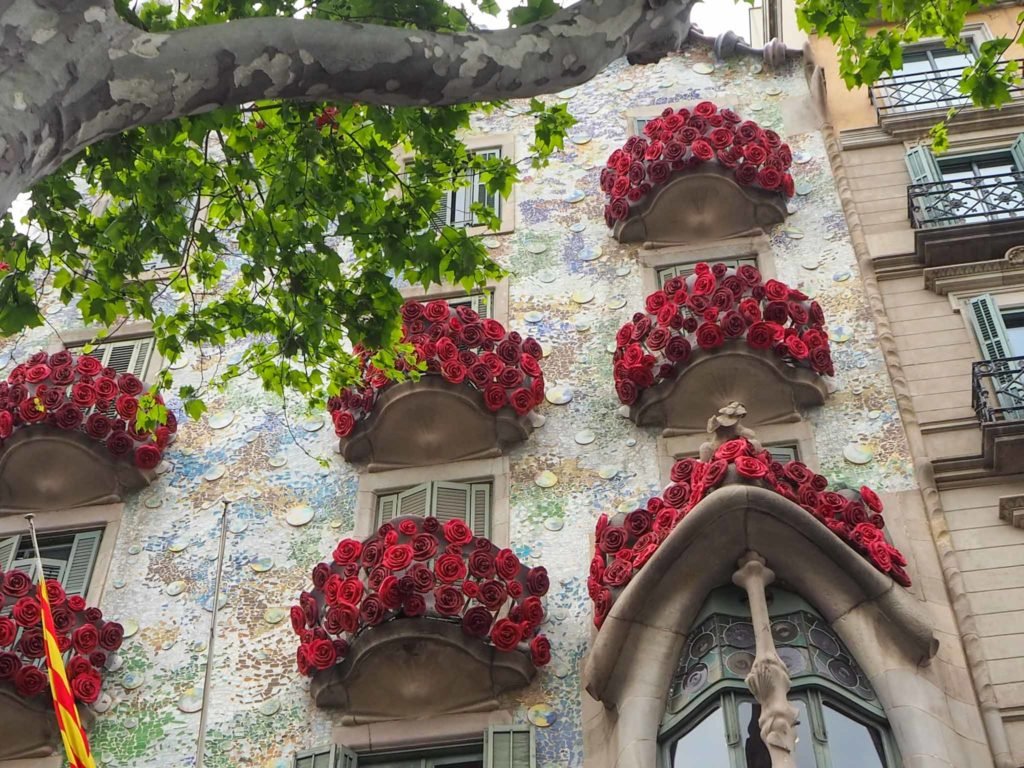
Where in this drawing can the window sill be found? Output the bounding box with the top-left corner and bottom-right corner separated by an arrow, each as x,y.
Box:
877,98 -> 1024,139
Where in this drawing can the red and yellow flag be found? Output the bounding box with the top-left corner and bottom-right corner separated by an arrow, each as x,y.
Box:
36,565 -> 97,768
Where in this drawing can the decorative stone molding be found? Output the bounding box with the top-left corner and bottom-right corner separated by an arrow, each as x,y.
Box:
823,122 -> 1014,767
337,378 -> 535,471
631,344 -> 828,435
924,247 -> 1024,295
0,428 -> 153,512
0,688 -> 94,761
732,552 -> 799,768
293,514 -> 550,719
998,494 -> 1024,528
613,167 -> 789,244
310,619 -> 535,722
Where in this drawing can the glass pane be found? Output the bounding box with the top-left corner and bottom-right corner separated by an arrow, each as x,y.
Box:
822,704 -> 887,768
670,707 -> 731,767
1004,314 -> 1024,357
738,700 -> 816,768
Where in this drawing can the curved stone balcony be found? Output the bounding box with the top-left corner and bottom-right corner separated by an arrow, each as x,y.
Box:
613,266 -> 831,435
601,102 -> 793,244
292,514 -> 551,722
328,299 -> 545,471
0,350 -> 172,511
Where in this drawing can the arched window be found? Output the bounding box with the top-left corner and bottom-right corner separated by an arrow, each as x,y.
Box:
659,587 -> 900,767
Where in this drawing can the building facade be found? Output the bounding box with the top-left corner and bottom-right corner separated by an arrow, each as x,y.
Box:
0,23 -> 1012,768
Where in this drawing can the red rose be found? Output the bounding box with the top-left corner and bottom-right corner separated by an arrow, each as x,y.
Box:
483,384 -> 507,412
67,655 -> 92,680
648,160 -> 671,185
332,410 -> 355,437
423,300 -> 450,323
106,430 -> 134,457
599,526 -> 628,554
691,139 -> 714,161
25,364 -> 50,383
296,644 -> 312,676
117,373 -> 144,396
704,459 -> 728,488
0,651 -> 20,680
75,355 -> 103,376
308,637 -> 337,670
526,566 -> 550,596
720,311 -> 746,339
70,382 -> 97,409
43,579 -> 65,607
17,629 -> 43,659
468,549 -> 496,579
810,347 -> 834,376
442,519 -> 473,546
860,486 -> 884,513
12,596 -> 40,628
869,541 -> 893,572
378,576 -> 403,610
735,163 -> 758,185
382,544 -> 414,571
397,518 -> 418,536
332,538 -> 362,566
520,596 -> 545,628
0,411 -> 11,440
70,670 -> 102,703
66,595 -> 86,613
72,623 -> 99,654
441,360 -> 467,385
434,584 -> 464,616
509,387 -> 533,416
434,553 -> 467,583
290,605 -> 307,634
695,322 -> 724,350
709,127 -> 733,150
461,605 -> 493,638
0,617 -> 14,648
495,548 -> 521,580
477,579 -> 508,610
783,173 -> 796,197
529,634 -> 551,667
490,618 -> 522,652
359,594 -> 386,626
134,444 -> 162,470
14,664 -> 47,697
604,558 -> 633,587
411,532 -> 439,561
735,456 -> 768,479
757,167 -> 782,190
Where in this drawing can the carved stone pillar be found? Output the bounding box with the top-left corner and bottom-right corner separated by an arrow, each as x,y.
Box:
732,551 -> 799,768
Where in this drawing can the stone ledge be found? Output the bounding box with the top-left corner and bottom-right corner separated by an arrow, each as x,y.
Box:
0,687 -> 94,761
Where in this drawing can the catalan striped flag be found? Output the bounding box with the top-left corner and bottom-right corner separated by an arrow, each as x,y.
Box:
32,532 -> 98,768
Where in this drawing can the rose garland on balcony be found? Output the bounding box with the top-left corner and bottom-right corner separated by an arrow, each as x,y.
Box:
601,101 -> 795,227
292,514 -> 552,675
327,299 -> 545,438
0,351 -> 174,470
0,572 -> 124,704
612,263 -> 833,406
588,438 -> 908,628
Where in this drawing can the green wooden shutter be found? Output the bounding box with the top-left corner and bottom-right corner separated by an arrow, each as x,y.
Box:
396,482 -> 431,518
336,746 -> 358,768
469,483 -> 491,538
1011,134 -> 1024,171
293,745 -> 352,768
905,145 -> 944,225
968,294 -> 1012,361
0,535 -> 19,571
376,493 -> 399,528
431,482 -> 472,525
766,444 -> 799,462
62,530 -> 102,597
485,725 -> 535,768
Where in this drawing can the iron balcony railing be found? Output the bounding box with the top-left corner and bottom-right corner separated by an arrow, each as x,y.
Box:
907,171 -> 1024,228
870,59 -> 1024,116
973,356 -> 1024,424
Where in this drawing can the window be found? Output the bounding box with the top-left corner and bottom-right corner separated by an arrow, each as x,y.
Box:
905,139 -> 1024,228
0,529 -> 102,598
441,291 -> 493,319
660,587 -> 898,767
871,42 -> 976,114
764,443 -> 799,462
66,334 -> 155,380
376,480 -> 491,537
657,257 -> 758,287
633,117 -> 652,135
294,727 -> 532,768
433,148 -> 502,230
967,294 -> 1024,420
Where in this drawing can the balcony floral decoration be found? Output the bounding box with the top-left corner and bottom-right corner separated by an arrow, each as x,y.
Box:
327,299 -> 546,469
588,438 -> 908,629
292,514 -> 551,715
601,102 -> 794,229
0,351 -> 174,470
613,264 -> 832,407
0,574 -> 123,703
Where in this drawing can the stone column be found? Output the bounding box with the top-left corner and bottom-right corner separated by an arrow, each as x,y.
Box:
732,551 -> 799,768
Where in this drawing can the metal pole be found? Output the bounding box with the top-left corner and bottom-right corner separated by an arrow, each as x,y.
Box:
195,499 -> 229,768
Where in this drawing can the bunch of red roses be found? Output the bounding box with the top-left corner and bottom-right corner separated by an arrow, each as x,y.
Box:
328,299 -> 546,438
0,570 -> 124,703
0,351 -> 174,469
601,102 -> 795,227
292,514 -> 552,675
589,437 -> 908,628
612,263 -> 833,406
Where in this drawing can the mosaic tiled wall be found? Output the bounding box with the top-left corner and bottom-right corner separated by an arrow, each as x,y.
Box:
0,47 -> 916,768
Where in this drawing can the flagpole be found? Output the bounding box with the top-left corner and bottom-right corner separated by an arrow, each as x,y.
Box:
195,498 -> 229,768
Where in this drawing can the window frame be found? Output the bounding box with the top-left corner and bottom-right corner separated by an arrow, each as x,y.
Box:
397,280 -> 509,328
375,479 -> 492,538
639,235 -> 778,299
55,321 -> 162,385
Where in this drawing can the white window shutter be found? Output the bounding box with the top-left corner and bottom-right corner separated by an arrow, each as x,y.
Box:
376,493 -> 399,528
430,190 -> 451,232
396,482 -> 431,518
62,530 -> 102,597
0,536 -> 19,571
968,295 -> 1012,362
431,481 -> 472,525
469,483 -> 491,538
94,337 -> 153,379
485,725 -> 535,768
448,292 -> 492,319
905,145 -> 944,225
474,148 -> 501,224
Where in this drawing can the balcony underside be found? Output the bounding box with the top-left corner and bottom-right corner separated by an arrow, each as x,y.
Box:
914,218 -> 1024,268
0,688 -> 94,760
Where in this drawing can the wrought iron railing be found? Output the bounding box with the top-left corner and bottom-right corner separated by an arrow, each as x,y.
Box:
907,171 -> 1024,228
973,356 -> 1024,423
870,60 -> 1024,115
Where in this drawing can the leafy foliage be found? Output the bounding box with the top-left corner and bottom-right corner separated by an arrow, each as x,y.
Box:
0,0 -> 574,423
794,0 -> 1024,146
